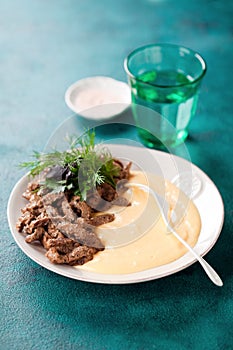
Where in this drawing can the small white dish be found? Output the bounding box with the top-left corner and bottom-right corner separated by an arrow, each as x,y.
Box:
65,76 -> 131,120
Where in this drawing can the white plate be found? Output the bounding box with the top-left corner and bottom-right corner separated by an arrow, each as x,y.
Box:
65,76 -> 131,120
7,145 -> 224,284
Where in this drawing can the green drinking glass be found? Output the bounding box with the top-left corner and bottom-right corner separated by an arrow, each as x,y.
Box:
124,43 -> 207,149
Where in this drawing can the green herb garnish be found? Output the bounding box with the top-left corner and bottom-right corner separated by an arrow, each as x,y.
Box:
20,130 -> 120,200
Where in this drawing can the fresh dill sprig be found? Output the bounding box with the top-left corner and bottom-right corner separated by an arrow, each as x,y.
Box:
19,130 -> 120,200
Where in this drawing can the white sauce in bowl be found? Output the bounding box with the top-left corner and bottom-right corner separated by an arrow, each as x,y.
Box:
65,76 -> 131,120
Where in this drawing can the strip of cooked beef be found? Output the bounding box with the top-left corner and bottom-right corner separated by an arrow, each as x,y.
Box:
22,182 -> 41,200
42,192 -> 65,216
41,232 -> 61,250
111,196 -> 130,207
46,237 -> 79,253
113,159 -> 132,180
45,205 -> 60,219
87,213 -> 115,227
57,220 -> 104,249
87,182 -> 130,211
25,227 -> 45,243
46,245 -> 98,265
98,182 -> 116,202
86,191 -> 111,212
47,222 -> 64,238
86,161 -> 132,211
61,200 -> 77,222
69,197 -> 92,219
16,159 -> 132,266
16,211 -> 33,232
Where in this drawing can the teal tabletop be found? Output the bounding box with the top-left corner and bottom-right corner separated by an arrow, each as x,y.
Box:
1,0 -> 233,349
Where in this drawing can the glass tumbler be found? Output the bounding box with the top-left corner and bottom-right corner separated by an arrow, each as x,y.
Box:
124,43 -> 207,149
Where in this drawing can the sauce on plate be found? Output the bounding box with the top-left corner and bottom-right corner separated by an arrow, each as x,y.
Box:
78,171 -> 201,274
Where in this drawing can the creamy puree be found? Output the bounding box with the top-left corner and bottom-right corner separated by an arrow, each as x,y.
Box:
78,171 -> 201,274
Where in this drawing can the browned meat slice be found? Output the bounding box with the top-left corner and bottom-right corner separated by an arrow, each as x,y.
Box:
45,237 -> 78,253
22,182 -> 40,200
45,205 -> 60,219
42,192 -> 64,206
16,211 -> 33,232
120,161 -> 132,180
68,246 -> 97,265
70,197 -> 92,219
47,222 -> 64,238
42,192 -> 64,215
98,182 -> 116,202
46,245 -> 97,265
21,199 -> 43,214
46,247 -> 70,264
88,213 -> 115,226
61,200 -> 77,222
26,215 -> 50,234
25,227 -> 45,243
112,196 -> 130,207
86,192 -> 111,211
41,232 -> 55,249
113,159 -> 132,180
87,184 -> 130,211
57,220 -> 104,250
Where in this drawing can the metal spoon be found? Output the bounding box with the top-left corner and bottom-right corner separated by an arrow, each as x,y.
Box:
127,183 -> 223,287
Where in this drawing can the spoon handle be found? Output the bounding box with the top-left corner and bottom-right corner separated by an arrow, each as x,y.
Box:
169,226 -> 223,287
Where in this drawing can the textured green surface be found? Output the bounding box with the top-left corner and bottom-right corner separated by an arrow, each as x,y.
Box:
1,0 -> 233,349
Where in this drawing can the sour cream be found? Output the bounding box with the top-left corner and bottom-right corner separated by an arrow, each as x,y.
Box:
78,171 -> 201,274
65,76 -> 131,120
